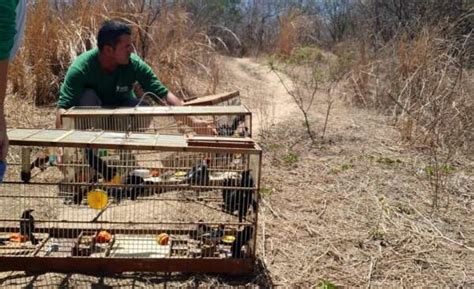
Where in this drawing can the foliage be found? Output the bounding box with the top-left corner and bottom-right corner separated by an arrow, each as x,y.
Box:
10,0 -> 219,105
282,152 -> 299,166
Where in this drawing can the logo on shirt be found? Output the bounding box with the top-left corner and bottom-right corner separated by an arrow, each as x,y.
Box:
116,86 -> 130,93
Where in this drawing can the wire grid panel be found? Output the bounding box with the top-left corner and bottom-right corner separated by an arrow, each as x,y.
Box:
61,105 -> 252,137
0,129 -> 261,273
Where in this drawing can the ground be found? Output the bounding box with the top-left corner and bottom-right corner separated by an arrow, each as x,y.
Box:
1,56 -> 473,287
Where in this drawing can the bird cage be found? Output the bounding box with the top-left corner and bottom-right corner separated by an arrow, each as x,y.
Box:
0,128 -> 261,274
60,105 -> 252,137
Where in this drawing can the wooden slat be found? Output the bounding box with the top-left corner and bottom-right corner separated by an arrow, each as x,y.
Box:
62,104 -> 249,117
183,91 -> 240,106
0,256 -> 254,275
7,128 -> 44,140
7,128 -> 260,153
190,136 -> 254,143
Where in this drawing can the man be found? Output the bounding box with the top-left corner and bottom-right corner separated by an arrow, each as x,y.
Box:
0,0 -> 27,181
56,20 -> 207,132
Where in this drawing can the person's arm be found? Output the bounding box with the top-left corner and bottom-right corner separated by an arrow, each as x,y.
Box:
0,61 -> 9,160
56,67 -> 85,128
134,56 -> 215,134
133,55 -> 168,103
0,0 -> 21,160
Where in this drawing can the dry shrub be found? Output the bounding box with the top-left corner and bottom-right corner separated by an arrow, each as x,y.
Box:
347,41 -> 370,106
346,27 -> 472,153
342,26 -> 472,211
390,29 -> 472,152
146,4 -> 219,98
9,0 -> 218,106
277,10 -> 316,57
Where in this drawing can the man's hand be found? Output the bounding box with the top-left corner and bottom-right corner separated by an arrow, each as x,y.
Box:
133,82 -> 144,98
55,108 -> 66,129
191,118 -> 217,135
163,92 -> 217,135
164,91 -> 183,106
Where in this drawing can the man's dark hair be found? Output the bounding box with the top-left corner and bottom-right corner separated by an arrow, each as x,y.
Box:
97,20 -> 131,51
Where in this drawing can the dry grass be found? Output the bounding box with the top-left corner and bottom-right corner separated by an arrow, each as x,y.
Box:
9,0 -> 219,106
219,56 -> 473,287
258,103 -> 473,287
344,27 -> 473,153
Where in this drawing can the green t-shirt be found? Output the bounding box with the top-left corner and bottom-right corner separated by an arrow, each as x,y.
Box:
58,48 -> 168,109
0,0 -> 19,60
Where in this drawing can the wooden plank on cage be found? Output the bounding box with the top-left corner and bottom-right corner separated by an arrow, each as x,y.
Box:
189,136 -> 255,149
0,256 -> 254,275
183,91 -> 240,106
7,128 -> 45,140
62,105 -> 250,117
7,128 -> 260,153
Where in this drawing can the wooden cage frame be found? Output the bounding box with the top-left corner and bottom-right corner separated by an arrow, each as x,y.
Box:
0,128 -> 262,275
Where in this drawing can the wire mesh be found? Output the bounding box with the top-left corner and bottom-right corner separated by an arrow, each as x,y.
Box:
0,129 -> 261,271
61,106 -> 252,137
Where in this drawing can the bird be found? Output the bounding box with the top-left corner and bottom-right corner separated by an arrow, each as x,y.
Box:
86,148 -> 117,182
222,177 -> 239,213
107,187 -> 125,203
197,222 -> 225,242
222,170 -> 256,222
238,126 -> 251,137
30,151 -> 51,171
231,226 -> 254,258
185,159 -> 209,186
217,115 -> 246,137
20,209 -> 38,245
237,170 -> 256,222
124,174 -> 146,200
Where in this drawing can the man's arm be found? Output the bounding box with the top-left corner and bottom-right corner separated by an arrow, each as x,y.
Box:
56,67 -> 85,128
133,56 -> 215,134
0,60 -> 9,160
132,54 -> 168,103
0,0 -> 22,160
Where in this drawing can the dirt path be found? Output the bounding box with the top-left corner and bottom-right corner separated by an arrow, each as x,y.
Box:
218,56 -> 301,136
220,57 -> 474,287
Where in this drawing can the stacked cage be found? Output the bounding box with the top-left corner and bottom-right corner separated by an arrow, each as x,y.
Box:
0,129 -> 261,274
60,105 -> 252,137
0,104 -> 260,275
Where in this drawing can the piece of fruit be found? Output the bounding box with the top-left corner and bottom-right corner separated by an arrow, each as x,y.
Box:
9,233 -> 28,243
95,231 -> 112,243
156,233 -> 169,245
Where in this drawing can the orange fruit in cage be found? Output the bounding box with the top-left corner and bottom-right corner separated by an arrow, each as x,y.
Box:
150,169 -> 160,177
95,231 -> 112,243
156,233 -> 169,245
9,233 -> 28,243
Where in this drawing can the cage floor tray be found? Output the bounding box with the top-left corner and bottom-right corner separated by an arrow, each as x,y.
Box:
108,234 -> 170,258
